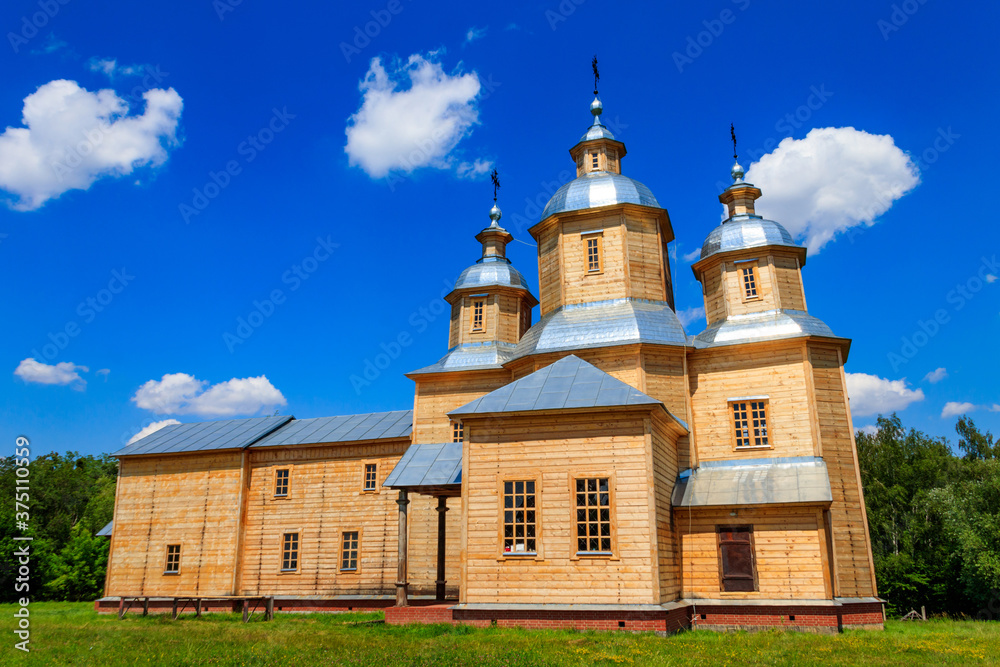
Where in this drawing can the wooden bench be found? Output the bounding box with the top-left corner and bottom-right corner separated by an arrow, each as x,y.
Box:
116,596 -> 275,622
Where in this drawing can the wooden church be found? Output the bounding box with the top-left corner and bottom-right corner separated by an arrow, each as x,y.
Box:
97,89 -> 883,633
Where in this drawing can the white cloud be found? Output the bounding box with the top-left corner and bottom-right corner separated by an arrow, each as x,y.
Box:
465,26 -> 487,44
746,127 -> 919,254
941,401 -> 976,419
986,274 -> 997,284
682,247 -> 702,263
96,368 -> 110,380
87,58 -> 143,79
344,55 -> 482,179
127,419 -> 181,445
131,372 -> 286,418
990,404 -> 1000,412
923,367 -> 948,384
857,424 -> 878,436
457,158 -> 492,179
14,358 -> 88,389
845,372 -> 925,417
676,306 -> 705,328
0,79 -> 183,211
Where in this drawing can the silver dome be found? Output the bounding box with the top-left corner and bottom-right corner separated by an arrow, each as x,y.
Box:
690,309 -> 838,349
409,341 -> 517,375
580,122 -> 616,142
453,257 -> 532,291
541,172 -> 660,220
511,298 -> 687,361
700,215 -> 800,261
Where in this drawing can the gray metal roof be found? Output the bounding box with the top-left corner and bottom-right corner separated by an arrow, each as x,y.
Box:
700,214 -> 801,261
691,309 -> 839,349
96,520 -> 113,537
541,171 -> 660,220
579,119 -> 616,142
383,442 -> 462,489
451,354 -> 662,416
409,342 -> 517,375
250,410 -> 412,448
453,256 -> 533,292
671,456 -> 833,507
113,415 -> 293,457
511,298 -> 687,361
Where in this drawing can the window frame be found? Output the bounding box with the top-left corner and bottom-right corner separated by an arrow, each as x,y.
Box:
497,476 -> 541,559
569,472 -> 618,560
163,544 -> 181,575
273,467 -> 291,498
591,151 -> 600,170
361,461 -> 379,494
717,525 -> 758,592
470,297 -> 486,333
452,421 -> 464,443
730,398 -> 772,450
737,260 -> 761,302
279,531 -> 301,573
583,232 -> 604,275
339,529 -> 361,573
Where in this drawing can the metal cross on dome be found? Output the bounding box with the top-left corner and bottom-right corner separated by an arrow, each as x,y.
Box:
491,168 -> 500,203
731,123 -> 738,162
592,55 -> 600,95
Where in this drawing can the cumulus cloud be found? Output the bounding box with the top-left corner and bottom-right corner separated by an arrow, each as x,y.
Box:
87,58 -> 143,79
986,274 -> 997,284
127,419 -> 181,445
457,158 -> 492,179
345,54 -> 482,179
682,247 -> 702,263
857,424 -> 878,436
923,367 -> 948,384
131,372 -> 286,418
0,79 -> 183,211
747,127 -> 919,253
465,26 -> 487,44
845,372 -> 925,417
676,306 -> 705,328
14,358 -> 88,389
941,401 -> 976,419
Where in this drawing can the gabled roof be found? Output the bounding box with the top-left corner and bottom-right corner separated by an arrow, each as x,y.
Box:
383,442 -> 463,490
450,355 -> 662,416
113,415 -> 293,457
250,410 -> 412,448
96,521 -> 113,537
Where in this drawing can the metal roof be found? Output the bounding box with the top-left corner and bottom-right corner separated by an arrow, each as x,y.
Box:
383,442 -> 462,489
453,256 -> 533,292
691,309 -> 839,349
671,456 -> 833,507
250,410 -> 412,448
511,298 -> 687,361
409,342 -> 517,375
113,415 -> 293,457
96,520 -> 113,537
700,214 -> 801,261
451,354 -> 663,416
541,171 -> 660,220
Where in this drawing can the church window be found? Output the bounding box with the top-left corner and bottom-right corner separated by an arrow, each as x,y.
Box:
452,421 -> 463,443
164,544 -> 181,574
585,234 -> 603,274
363,463 -> 377,491
471,299 -> 485,332
340,531 -> 359,571
274,468 -> 289,497
281,532 -> 299,572
503,480 -> 537,555
731,400 -> 769,448
575,477 -> 612,554
591,152 -> 599,169
718,526 -> 757,592
740,264 -> 759,300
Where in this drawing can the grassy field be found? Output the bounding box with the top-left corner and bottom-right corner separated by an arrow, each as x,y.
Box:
2,603 -> 998,666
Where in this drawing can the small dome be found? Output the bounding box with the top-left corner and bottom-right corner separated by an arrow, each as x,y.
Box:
453,257 -> 531,291
580,123 -> 616,142
542,172 -> 660,220
700,215 -> 800,261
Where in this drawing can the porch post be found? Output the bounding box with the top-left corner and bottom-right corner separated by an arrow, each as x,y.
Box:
395,489 -> 410,607
435,496 -> 449,601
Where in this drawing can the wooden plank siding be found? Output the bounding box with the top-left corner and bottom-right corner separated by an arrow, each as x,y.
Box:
676,506 -> 827,599
773,255 -> 806,311
411,370 -> 512,444
560,214 -> 628,306
625,215 -> 667,302
536,226 -> 562,316
107,452 -> 244,597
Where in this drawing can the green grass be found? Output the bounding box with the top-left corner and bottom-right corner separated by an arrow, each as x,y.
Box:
2,602 -> 998,666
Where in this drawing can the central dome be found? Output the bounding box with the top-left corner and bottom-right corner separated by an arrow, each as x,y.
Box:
541,171 -> 660,220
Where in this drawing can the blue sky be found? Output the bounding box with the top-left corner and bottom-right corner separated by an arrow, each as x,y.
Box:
2,0 -> 997,457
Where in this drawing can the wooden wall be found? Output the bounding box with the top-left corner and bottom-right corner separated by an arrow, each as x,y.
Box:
536,225 -> 562,316
461,409 -> 676,605
697,250 -> 807,325
411,370 -> 511,444
625,215 -> 667,303
560,214 -> 627,307
449,289 -> 533,349
676,506 -> 828,599
808,343 -> 877,597
106,452 -> 243,597
650,414 -> 681,601
773,255 -> 806,311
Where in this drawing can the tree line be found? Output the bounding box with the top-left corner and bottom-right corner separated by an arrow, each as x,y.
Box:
1,415 -> 998,618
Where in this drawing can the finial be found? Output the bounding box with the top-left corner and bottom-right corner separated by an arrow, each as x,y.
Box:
730,123 -> 744,183
592,54 -> 600,96
489,168 -> 501,226
589,55 -> 604,123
